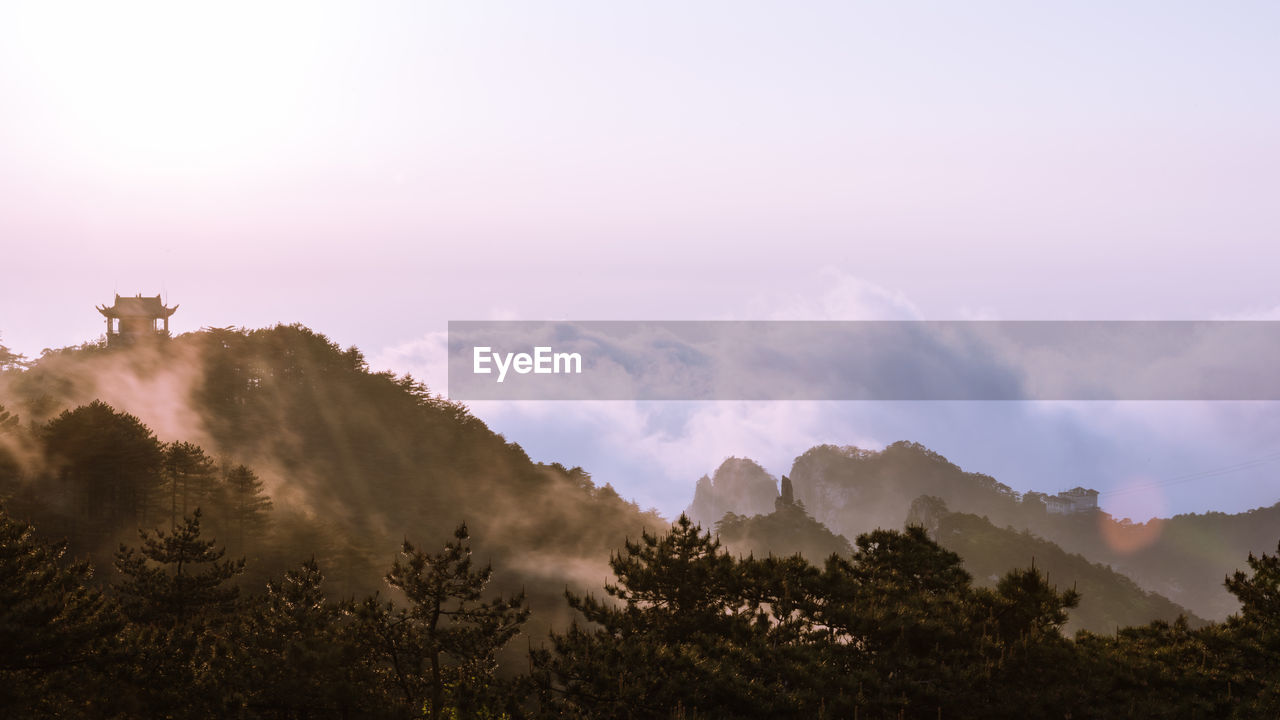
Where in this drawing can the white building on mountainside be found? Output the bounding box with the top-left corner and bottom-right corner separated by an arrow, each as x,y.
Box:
1045,487 -> 1099,514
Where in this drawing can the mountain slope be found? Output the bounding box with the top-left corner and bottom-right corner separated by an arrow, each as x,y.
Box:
787,442 -> 1280,620
714,479 -> 853,561
686,456 -> 779,527
0,326 -> 664,622
909,498 -> 1207,634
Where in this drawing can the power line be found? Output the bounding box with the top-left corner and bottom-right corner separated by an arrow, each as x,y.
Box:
1100,451 -> 1280,498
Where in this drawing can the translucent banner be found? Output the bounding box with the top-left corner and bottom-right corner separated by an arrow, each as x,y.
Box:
447,321 -> 1280,401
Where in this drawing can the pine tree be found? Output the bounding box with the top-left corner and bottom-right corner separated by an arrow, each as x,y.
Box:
1226,541 -> 1280,632
221,463 -> 272,552
114,508 -> 245,625
0,338 -> 28,371
112,510 -> 246,717
163,442 -> 219,528
537,515 -> 781,718
578,514 -> 744,642
0,404 -> 22,504
42,401 -> 164,536
353,523 -> 528,720
0,505 -> 121,716
1223,542 -> 1280,714
242,559 -> 384,717
537,518 -> 1091,718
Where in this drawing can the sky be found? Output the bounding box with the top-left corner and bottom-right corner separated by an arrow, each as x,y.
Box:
2,2 -> 1279,521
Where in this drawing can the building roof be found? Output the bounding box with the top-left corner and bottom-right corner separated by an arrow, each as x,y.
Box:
97,294 -> 178,318
1062,487 -> 1099,497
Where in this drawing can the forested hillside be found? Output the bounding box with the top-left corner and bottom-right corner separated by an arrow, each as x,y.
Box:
0,326 -> 662,620
4,329 -> 1280,717
6,499 -> 1280,718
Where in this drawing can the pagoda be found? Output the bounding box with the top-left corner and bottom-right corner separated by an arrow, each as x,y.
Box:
97,294 -> 178,346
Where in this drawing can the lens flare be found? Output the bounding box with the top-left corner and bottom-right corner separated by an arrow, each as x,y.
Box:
1099,476 -> 1170,554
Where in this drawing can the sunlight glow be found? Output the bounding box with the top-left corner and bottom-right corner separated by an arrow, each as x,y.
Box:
9,2 -> 338,178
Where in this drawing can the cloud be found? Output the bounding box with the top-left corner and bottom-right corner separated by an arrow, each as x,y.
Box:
1214,305 -> 1280,321
370,272 -> 1280,523
368,329 -> 449,395
741,268 -> 923,321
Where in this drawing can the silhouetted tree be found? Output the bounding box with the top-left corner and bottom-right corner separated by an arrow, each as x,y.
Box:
0,403 -> 17,434
43,401 -> 164,536
0,504 -> 121,716
114,508 -> 244,625
353,523 -> 528,720
112,510 -> 247,718
0,338 -> 28,371
1226,541 -> 1280,632
536,515 -> 783,718
221,463 -> 272,552
163,441 -> 219,528
539,518 -> 1094,719
1223,542 -> 1280,713
241,559 -> 385,718
0,404 -> 22,501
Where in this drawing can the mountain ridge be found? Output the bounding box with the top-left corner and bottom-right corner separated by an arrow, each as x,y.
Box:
688,444 -> 1279,625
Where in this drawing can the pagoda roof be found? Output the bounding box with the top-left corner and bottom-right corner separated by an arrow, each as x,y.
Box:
97,294 -> 178,318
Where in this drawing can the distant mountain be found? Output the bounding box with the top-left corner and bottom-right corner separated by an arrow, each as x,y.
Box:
686,456 -> 779,526
783,442 -> 1280,620
692,465 -> 1203,634
908,497 -> 1206,634
714,477 -> 853,561
788,442 -> 1026,538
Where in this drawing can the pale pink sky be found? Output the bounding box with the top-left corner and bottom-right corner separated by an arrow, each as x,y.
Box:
3,2 -> 1278,357
2,2 -> 1279,518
